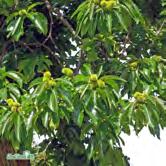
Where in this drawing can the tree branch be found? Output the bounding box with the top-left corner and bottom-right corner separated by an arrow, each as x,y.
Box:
156,19 -> 166,35
43,0 -> 55,45
74,50 -> 85,75
53,8 -> 81,40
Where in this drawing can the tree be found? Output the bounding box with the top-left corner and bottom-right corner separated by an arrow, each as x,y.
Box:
0,0 -> 165,165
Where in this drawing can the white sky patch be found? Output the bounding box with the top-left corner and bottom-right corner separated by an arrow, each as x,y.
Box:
121,128 -> 166,166
33,133 -> 49,146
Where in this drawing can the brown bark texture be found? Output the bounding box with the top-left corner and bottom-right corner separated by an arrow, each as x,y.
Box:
0,140 -> 30,166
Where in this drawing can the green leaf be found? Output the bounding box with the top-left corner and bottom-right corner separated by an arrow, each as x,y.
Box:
43,112 -> 49,128
15,114 -> 21,142
58,89 -> 73,111
0,111 -> 12,135
7,84 -> 21,98
101,77 -> 119,91
5,0 -> 14,7
6,71 -> 23,87
85,108 -> 98,125
7,16 -> 24,41
80,84 -> 89,98
77,111 -> 84,127
27,12 -> 48,35
106,14 -> 112,33
81,123 -> 93,140
73,75 -> 89,84
155,97 -> 166,111
100,147 -> 127,166
19,55 -> 52,82
90,3 -> 95,20
48,90 -> 58,112
29,77 -> 43,88
27,2 -> 44,12
26,112 -> 34,131
123,0 -> 144,24
0,88 -> 7,99
142,104 -> 154,130
87,143 -> 94,160
1,117 -> 10,136
114,10 -> 128,31
32,83 -> 45,97
101,75 -> 126,82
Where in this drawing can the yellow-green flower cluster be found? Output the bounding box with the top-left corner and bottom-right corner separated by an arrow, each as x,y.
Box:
129,61 -> 139,71
93,0 -> 117,11
43,71 -> 56,88
89,74 -> 106,89
62,68 -> 73,77
6,98 -> 22,112
134,92 -> 147,103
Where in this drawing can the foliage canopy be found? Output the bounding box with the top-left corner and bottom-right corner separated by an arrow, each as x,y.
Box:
0,0 -> 166,165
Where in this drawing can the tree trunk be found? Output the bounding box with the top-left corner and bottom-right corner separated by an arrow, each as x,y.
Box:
0,139 -> 30,166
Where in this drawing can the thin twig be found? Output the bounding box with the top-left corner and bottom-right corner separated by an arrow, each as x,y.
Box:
22,41 -> 62,66
120,32 -> 131,57
18,41 -> 33,52
0,41 -> 11,64
24,42 -> 54,55
53,8 -> 81,40
75,50 -> 85,75
156,19 -> 166,35
43,0 -> 56,45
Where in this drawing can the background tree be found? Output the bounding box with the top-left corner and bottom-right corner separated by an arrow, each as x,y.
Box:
0,0 -> 165,165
